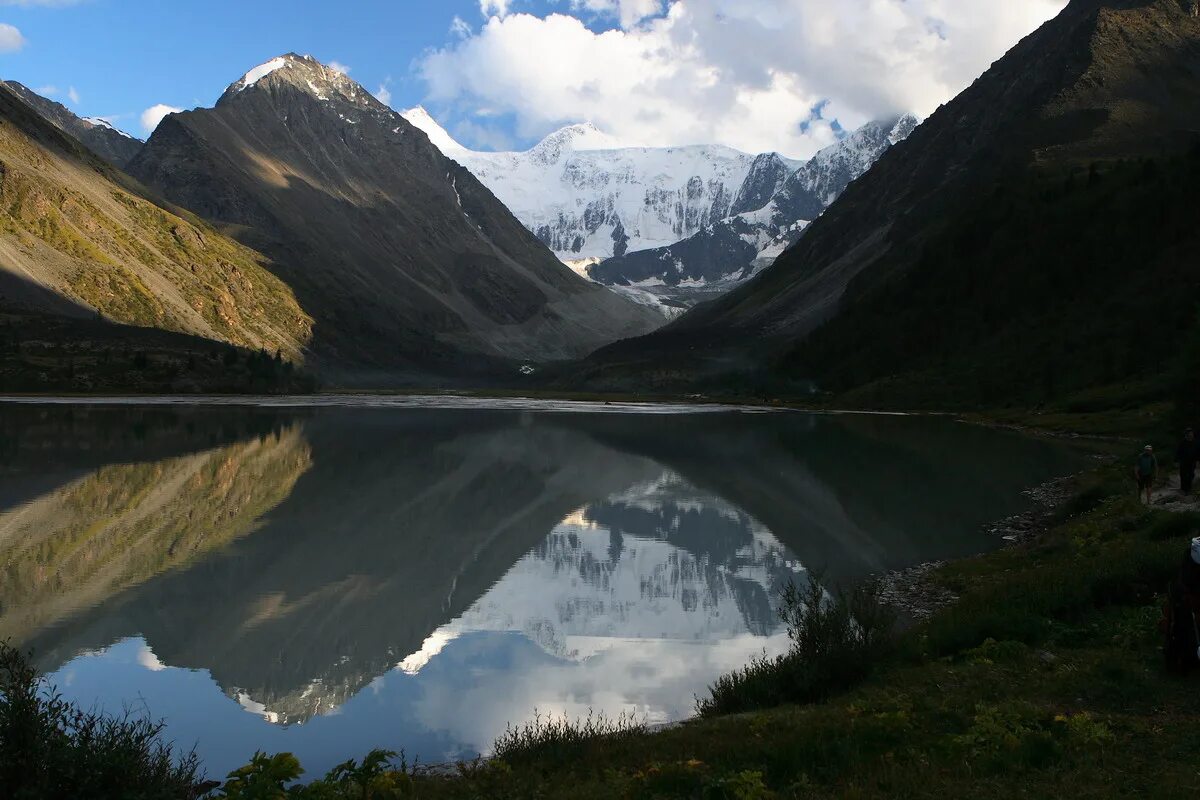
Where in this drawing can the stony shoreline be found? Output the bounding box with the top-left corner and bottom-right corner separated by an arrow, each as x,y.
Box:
877,468 -> 1098,621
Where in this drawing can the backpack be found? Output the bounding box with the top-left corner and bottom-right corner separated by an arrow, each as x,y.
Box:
1138,453 -> 1157,476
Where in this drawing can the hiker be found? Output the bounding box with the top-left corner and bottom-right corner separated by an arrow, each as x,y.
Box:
1178,428 -> 1197,496
1134,445 -> 1157,504
1162,537 -> 1200,672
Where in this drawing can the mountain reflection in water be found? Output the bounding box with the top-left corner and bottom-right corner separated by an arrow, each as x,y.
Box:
0,402 -> 1087,776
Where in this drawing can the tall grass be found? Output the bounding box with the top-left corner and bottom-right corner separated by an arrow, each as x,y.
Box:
697,576 -> 896,717
0,641 -> 205,800
491,710 -> 647,768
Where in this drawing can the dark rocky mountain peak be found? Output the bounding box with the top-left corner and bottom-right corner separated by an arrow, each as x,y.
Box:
2,81 -> 142,169
129,55 -> 662,385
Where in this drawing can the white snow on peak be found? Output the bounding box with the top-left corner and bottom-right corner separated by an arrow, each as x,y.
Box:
404,108 -> 784,261
395,470 -> 803,674
235,57 -> 289,92
401,106 -> 466,154
530,122 -> 625,159
82,116 -> 140,140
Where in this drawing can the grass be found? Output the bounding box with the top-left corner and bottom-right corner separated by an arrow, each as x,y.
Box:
0,641 -> 205,800
698,578 -> 895,717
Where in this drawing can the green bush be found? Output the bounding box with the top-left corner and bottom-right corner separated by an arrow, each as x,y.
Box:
491,710 -> 646,769
209,749 -> 413,799
697,577 -> 895,717
0,641 -> 204,800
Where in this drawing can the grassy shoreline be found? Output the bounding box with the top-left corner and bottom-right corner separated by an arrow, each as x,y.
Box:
372,458 -> 1196,799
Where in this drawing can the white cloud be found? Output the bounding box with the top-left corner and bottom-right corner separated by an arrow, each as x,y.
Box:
450,15 -> 473,38
328,60 -> 351,75
423,0 -> 1067,159
140,103 -> 182,134
33,84 -> 57,96
0,22 -> 25,53
374,78 -> 392,107
569,0 -> 662,29
66,85 -> 80,104
479,0 -> 511,18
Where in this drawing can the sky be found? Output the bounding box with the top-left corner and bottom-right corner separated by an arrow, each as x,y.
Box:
0,0 -> 1068,160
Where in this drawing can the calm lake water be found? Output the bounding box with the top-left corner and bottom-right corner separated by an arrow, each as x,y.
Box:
0,397 -> 1087,778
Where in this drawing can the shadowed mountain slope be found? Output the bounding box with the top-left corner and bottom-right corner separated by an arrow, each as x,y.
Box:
572,0 -> 1200,406
0,82 -> 312,362
3,81 -> 143,169
128,55 -> 662,385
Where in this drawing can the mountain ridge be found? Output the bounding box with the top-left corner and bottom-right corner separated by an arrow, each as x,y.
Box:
128,54 -> 663,384
0,81 -> 311,359
567,0 -> 1200,405
587,115 -> 918,313
401,106 -> 798,266
2,81 -> 143,170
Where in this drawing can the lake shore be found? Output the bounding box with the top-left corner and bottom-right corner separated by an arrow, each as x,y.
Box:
380,415 -> 1199,799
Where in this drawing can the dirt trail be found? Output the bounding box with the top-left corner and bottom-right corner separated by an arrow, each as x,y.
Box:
1150,472 -> 1200,512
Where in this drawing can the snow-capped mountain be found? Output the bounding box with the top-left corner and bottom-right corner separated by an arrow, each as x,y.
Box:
399,470 -> 804,672
589,115 -> 920,312
402,107 -> 800,265
406,107 -> 916,317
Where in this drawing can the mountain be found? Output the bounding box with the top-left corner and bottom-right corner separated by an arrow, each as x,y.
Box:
0,81 -> 314,391
401,106 -> 800,267
405,108 -> 912,316
3,81 -> 142,169
128,56 -> 662,385
587,116 -> 918,313
572,0 -> 1200,407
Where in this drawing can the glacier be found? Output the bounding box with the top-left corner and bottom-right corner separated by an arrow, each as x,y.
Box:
404,107 -> 918,315
402,107 -> 799,262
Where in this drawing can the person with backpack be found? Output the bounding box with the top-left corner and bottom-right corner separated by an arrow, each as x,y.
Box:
1134,445 -> 1158,505
1177,428 -> 1197,496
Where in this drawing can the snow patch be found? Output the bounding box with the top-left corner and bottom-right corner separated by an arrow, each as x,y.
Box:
401,106 -> 465,154
236,57 -> 288,91
82,117 -> 139,140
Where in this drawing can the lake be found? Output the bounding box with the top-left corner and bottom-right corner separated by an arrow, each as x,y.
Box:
0,396 -> 1087,778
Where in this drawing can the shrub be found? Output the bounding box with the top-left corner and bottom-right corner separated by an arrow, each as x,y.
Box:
0,641 -> 205,800
210,749 -> 413,799
1145,511 -> 1200,542
491,710 -> 646,768
697,576 -> 896,717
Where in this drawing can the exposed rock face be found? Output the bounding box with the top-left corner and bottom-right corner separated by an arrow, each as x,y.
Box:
128,56 -> 662,384
3,82 -> 142,169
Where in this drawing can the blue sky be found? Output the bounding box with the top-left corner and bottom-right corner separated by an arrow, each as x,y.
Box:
0,0 -> 612,144
0,1 -> 1066,158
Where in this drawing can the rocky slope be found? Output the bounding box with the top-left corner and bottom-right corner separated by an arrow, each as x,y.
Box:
3,81 -> 142,169
402,107 -> 799,265
128,56 -> 662,385
572,0 -> 1200,401
0,81 -> 312,363
587,117 -> 918,312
